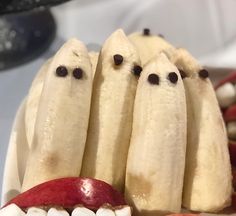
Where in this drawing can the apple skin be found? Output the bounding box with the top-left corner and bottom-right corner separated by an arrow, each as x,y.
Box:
232,166 -> 236,191
232,192 -> 236,210
224,105 -> 236,123
215,72 -> 236,90
3,177 -> 126,210
229,140 -> 236,167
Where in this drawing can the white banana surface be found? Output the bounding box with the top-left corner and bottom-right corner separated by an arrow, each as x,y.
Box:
22,38 -> 93,191
25,59 -> 52,148
81,29 -> 141,191
128,31 -> 175,66
89,51 -> 99,79
125,53 -> 187,215
1,98 -> 28,205
170,48 -> 232,212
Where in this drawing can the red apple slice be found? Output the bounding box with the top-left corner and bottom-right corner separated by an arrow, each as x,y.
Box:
232,192 -> 236,210
229,140 -> 236,167
224,105 -> 236,122
215,72 -> 236,89
3,177 -> 126,211
232,166 -> 236,191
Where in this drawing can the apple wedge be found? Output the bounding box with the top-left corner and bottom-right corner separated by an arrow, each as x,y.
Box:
229,140 -> 236,167
215,72 -> 236,89
4,178 -> 126,211
224,105 -> 236,122
231,192 -> 236,210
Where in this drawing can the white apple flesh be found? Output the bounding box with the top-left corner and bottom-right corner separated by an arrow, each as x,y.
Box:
26,207 -> 47,216
215,82 -> 236,108
72,206 -> 96,216
227,121 -> 236,140
47,208 -> 69,216
114,206 -> 131,216
96,208 -> 115,216
0,204 -> 25,216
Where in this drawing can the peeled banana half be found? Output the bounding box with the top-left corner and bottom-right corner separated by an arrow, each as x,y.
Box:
125,53 -> 187,216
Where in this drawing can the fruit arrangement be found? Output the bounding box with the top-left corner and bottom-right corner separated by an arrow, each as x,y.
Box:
0,29 -> 234,215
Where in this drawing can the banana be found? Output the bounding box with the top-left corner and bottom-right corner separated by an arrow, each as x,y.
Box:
125,53 -> 187,216
2,59 -> 52,204
81,29 -> 141,191
25,59 -> 52,148
128,29 -> 175,66
89,51 -> 99,78
22,38 -> 93,191
2,98 -> 28,204
170,48 -> 232,212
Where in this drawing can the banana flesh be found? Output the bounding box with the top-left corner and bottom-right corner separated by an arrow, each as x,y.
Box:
25,59 -> 52,148
81,29 -> 141,191
125,53 -> 187,215
128,31 -> 175,66
22,38 -> 93,191
170,48 -> 232,212
89,51 -> 99,78
2,98 -> 28,204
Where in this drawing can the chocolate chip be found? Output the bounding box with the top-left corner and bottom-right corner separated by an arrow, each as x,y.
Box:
143,28 -> 150,36
148,74 -> 159,85
168,72 -> 178,84
73,68 -> 83,79
178,69 -> 187,79
56,66 -> 68,77
113,54 -> 123,65
199,69 -> 209,79
133,65 -> 142,76
158,34 -> 164,38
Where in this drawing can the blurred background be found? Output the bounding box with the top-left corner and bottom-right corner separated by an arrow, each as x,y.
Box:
1,0 -> 236,200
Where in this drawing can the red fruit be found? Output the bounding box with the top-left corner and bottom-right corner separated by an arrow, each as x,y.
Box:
232,166 -> 236,190
215,72 -> 236,89
232,192 -> 236,209
229,141 -> 236,167
224,105 -> 236,122
3,177 -> 126,210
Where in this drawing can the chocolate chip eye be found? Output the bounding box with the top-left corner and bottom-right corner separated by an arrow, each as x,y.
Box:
178,69 -> 187,79
143,28 -> 150,36
113,54 -> 123,65
199,69 -> 209,79
133,65 -> 142,76
73,68 -> 83,79
56,66 -> 68,77
148,74 -> 159,85
168,72 -> 178,84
